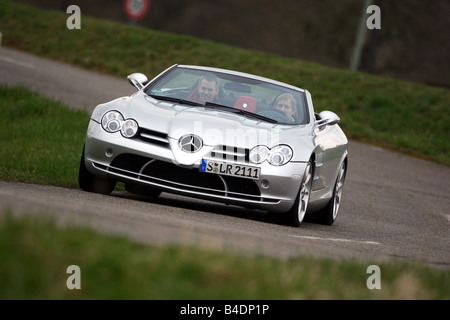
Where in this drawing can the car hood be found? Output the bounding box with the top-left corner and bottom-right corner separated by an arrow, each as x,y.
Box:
92,92 -> 315,164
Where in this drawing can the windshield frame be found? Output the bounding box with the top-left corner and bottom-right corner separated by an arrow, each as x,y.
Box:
144,65 -> 310,125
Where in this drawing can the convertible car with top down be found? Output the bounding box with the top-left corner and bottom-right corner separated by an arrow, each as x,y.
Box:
79,64 -> 348,227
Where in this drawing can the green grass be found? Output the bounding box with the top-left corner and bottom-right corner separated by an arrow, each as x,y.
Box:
0,86 -> 88,187
0,0 -> 449,165
1,212 -> 448,300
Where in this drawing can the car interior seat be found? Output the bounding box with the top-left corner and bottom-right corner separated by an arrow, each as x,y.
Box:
234,96 -> 257,113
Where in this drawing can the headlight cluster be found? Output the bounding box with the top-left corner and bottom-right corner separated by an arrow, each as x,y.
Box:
249,145 -> 293,166
101,111 -> 139,138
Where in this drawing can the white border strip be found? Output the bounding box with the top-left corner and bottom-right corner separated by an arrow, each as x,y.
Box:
0,55 -> 35,69
288,235 -> 381,245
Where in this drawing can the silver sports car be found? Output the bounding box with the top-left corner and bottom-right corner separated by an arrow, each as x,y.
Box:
79,64 -> 348,227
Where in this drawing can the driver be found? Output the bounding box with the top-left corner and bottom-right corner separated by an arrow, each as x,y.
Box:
191,75 -> 220,104
274,93 -> 297,123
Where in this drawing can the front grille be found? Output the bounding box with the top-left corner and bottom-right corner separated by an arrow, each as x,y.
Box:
105,153 -> 268,202
209,145 -> 250,163
134,128 -> 169,147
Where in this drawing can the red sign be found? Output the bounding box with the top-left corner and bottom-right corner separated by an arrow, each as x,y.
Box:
123,0 -> 150,21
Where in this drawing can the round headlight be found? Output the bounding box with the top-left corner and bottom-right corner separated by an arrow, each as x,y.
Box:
102,111 -> 123,133
250,146 -> 270,164
101,111 -> 139,139
268,145 -> 293,166
121,119 -> 138,138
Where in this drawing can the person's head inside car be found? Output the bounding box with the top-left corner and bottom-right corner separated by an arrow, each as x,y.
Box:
274,93 -> 297,123
197,75 -> 220,104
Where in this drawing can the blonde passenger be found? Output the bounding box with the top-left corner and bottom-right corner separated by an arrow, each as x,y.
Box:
274,93 -> 297,123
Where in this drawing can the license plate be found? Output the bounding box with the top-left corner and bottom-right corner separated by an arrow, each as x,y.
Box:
200,159 -> 260,180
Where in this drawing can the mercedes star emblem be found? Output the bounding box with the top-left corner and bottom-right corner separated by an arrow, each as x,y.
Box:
179,134 -> 203,153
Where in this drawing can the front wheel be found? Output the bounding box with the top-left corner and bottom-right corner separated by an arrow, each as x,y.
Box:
316,160 -> 347,225
285,162 -> 313,227
78,144 -> 116,195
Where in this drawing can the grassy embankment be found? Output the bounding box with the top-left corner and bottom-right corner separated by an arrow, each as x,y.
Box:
0,1 -> 448,299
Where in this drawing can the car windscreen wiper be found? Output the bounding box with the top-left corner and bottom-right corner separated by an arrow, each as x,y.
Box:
204,102 -> 279,124
149,94 -> 203,107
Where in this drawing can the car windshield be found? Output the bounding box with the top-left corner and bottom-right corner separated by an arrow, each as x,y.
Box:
144,66 -> 309,125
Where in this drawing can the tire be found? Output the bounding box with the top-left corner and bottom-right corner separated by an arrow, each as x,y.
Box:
316,160 -> 347,225
285,162 -> 313,227
78,144 -> 116,195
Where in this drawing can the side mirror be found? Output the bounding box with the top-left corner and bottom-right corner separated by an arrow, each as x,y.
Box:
315,111 -> 340,129
127,73 -> 148,90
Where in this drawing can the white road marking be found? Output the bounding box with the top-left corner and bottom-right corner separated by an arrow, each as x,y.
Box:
0,55 -> 35,69
288,235 -> 381,245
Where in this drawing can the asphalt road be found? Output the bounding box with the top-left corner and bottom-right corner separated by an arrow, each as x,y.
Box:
1,47 -> 449,269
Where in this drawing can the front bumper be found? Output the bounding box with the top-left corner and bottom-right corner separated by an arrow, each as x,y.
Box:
84,120 -> 308,213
